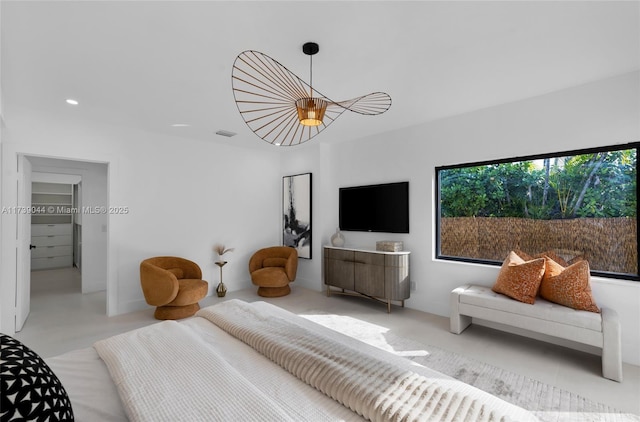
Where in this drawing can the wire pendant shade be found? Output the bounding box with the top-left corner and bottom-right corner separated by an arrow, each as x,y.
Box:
232,49 -> 392,146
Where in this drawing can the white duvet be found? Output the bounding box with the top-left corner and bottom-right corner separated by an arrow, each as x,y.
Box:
94,319 -> 297,421
93,299 -> 537,422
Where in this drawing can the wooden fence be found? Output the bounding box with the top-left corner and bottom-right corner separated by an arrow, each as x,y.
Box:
440,217 -> 638,275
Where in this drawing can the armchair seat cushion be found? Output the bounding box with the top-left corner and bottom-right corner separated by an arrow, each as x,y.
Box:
167,279 -> 209,307
251,267 -> 290,288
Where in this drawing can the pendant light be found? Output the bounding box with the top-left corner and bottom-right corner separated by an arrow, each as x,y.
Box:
232,42 -> 391,146
295,43 -> 327,127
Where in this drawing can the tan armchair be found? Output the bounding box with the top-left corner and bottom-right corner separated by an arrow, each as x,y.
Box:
140,256 -> 208,320
249,246 -> 298,297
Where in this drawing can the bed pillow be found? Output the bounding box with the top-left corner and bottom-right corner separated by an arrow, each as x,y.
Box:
539,257 -> 600,313
0,334 -> 74,421
492,250 -> 546,304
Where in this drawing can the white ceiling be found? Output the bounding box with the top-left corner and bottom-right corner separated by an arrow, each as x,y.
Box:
2,1 -> 639,149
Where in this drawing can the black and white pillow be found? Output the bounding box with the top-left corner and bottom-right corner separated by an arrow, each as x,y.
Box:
1,334 -> 74,421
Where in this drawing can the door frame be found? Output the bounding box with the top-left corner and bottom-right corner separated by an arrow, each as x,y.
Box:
15,155 -> 32,331
0,147 -> 114,336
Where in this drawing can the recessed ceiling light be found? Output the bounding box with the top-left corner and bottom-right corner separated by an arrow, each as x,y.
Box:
65,99 -> 79,105
171,123 -> 190,127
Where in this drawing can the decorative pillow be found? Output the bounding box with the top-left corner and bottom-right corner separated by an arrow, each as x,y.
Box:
539,257 -> 600,313
537,250 -> 569,267
0,334 -> 74,421
566,255 -> 585,266
513,249 -> 534,261
515,249 -> 572,267
492,251 -> 546,304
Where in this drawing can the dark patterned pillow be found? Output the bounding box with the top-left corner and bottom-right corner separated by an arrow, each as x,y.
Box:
1,334 -> 74,421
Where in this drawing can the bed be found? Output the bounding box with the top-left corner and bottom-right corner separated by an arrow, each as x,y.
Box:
36,299 -> 537,421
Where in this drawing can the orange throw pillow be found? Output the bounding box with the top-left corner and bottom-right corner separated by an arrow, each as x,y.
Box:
513,249 -> 534,261
539,257 -> 600,313
538,250 -> 569,267
492,251 -> 546,304
517,249 -> 575,267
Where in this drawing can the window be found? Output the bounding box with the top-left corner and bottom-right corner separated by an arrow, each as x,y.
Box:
435,143 -> 639,280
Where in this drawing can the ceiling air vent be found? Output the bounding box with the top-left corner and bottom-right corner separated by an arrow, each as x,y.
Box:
215,130 -> 237,137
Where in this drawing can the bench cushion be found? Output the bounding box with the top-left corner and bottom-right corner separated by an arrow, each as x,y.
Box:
458,285 -> 602,332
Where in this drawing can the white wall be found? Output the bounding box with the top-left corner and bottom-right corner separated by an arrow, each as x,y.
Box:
107,127 -> 281,313
0,106 -> 283,335
1,72 -> 637,366
276,142 -> 334,291
284,71 -> 640,365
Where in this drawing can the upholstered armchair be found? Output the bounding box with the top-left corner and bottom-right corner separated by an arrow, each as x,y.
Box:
249,246 -> 298,297
140,256 -> 209,320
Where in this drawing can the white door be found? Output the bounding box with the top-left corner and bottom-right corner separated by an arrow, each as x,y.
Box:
16,155 -> 32,331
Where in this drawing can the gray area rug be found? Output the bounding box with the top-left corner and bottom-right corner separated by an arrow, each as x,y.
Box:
301,313 -> 639,422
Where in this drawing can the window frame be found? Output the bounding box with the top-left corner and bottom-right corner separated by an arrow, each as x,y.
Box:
435,142 -> 639,281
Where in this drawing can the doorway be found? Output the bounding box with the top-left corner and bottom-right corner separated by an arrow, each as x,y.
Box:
16,156 -> 109,332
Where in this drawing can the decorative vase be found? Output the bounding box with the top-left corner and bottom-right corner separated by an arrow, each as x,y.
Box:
216,282 -> 227,297
331,228 -> 345,247
215,261 -> 228,297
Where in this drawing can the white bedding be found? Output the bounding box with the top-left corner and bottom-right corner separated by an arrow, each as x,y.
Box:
45,347 -> 128,421
48,306 -> 363,422
47,300 -> 538,421
94,319 -> 300,422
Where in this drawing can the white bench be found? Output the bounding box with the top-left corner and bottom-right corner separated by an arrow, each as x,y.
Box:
450,284 -> 623,382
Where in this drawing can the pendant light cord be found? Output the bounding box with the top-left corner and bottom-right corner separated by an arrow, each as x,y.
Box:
309,53 -> 313,97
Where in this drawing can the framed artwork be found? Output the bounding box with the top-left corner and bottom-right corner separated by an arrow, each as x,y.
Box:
283,172 -> 312,259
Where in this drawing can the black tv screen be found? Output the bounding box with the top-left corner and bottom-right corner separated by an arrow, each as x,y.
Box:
339,182 -> 409,233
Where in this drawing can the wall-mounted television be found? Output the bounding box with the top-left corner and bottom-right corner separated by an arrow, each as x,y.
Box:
339,182 -> 409,233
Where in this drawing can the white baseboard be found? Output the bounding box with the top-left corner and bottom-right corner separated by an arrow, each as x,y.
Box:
116,298 -> 151,316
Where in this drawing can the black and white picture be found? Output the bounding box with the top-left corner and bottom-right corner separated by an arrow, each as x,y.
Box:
283,173 -> 312,259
